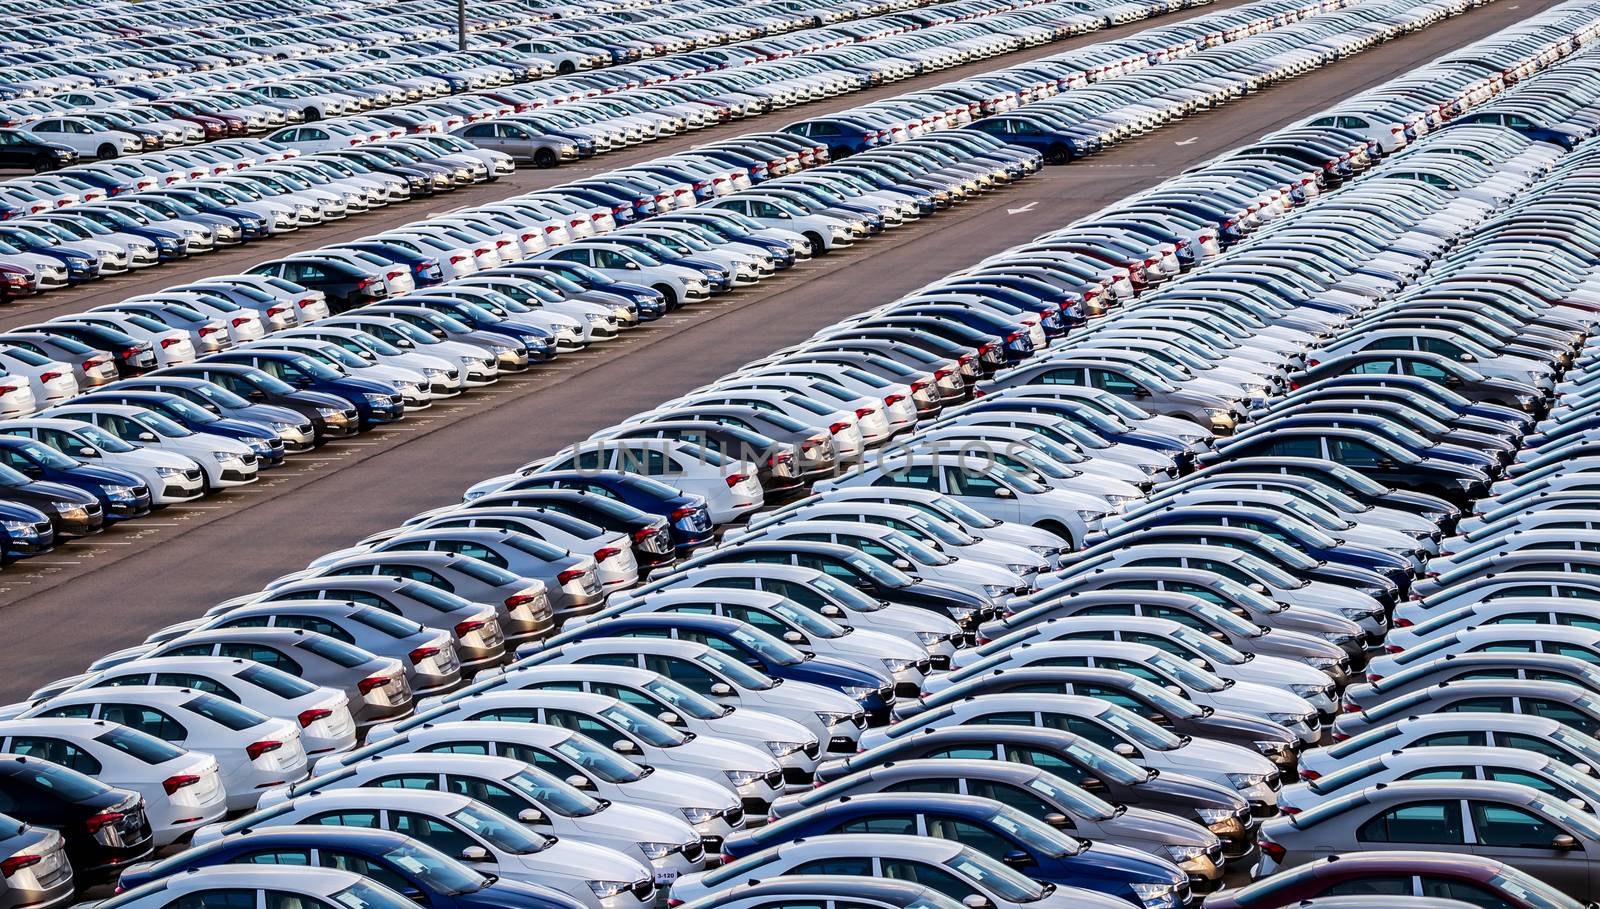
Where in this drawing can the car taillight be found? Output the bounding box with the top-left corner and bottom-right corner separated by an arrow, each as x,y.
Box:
267,305 -> 289,317
1384,644 -> 1404,654
0,855 -> 41,878
829,421 -> 850,434
162,774 -> 201,795
725,473 -> 749,488
39,372 -> 60,383
84,812 -> 124,835
246,740 -> 283,761
450,255 -> 467,264
409,646 -> 441,665
1280,806 -> 1300,816
355,278 -> 373,291
671,506 -> 697,521
632,526 -> 657,542
231,317 -> 251,327
884,394 -> 905,406
1260,839 -> 1286,862
297,708 -> 333,728
387,271 -> 404,282
198,327 -> 220,337
160,338 -> 180,349
557,568 -> 586,585
1344,702 -> 1363,713
593,547 -> 622,561
1394,617 -> 1414,628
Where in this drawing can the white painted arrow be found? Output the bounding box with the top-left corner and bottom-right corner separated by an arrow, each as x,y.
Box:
1007,201 -> 1039,215
1174,136 -> 1199,146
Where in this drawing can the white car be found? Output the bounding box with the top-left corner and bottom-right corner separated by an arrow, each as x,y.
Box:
53,313 -> 196,367
369,690 -> 785,812
127,292 -> 268,344
21,116 -> 142,158
198,788 -> 657,909
242,338 -> 430,407
0,371 -> 40,417
44,403 -> 258,489
729,520 -> 1031,597
30,655 -> 357,757
17,686 -> 308,812
0,717 -> 226,846
0,418 -> 204,503
533,243 -> 711,312
391,507 -> 640,590
278,325 -> 467,397
261,752 -> 707,883
338,721 -> 744,848
318,314 -> 500,386
707,196 -> 855,254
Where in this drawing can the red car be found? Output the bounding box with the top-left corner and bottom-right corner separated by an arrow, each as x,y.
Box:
1206,852 -> 1585,909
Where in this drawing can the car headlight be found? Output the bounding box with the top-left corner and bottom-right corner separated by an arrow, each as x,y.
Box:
1027,544 -> 1060,556
1006,563 -> 1036,575
154,466 -> 186,477
842,686 -> 877,703
317,406 -> 345,418
1074,509 -> 1108,523
882,658 -> 917,675
1195,807 -> 1234,824
1226,772 -> 1269,790
1256,740 -> 1294,757
765,740 -> 807,757
1129,882 -> 1176,909
363,392 -> 394,405
586,880 -> 632,900
724,768 -> 766,787
1289,683 -> 1330,700
2,519 -> 38,535
1340,606 -> 1377,621
679,806 -> 721,825
636,841 -> 676,860
1164,843 -> 1207,864
914,631 -> 949,646
102,485 -> 137,498
815,710 -> 855,727
981,584 -> 1012,597
947,604 -> 977,621
1266,712 -> 1310,728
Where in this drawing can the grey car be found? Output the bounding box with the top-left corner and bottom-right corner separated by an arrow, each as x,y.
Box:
1342,653 -> 1600,715
180,601 -> 463,697
206,575 -> 508,672
0,332 -> 118,388
0,812 -> 71,909
1301,713 -> 1600,784
1259,780 -> 1600,900
767,759 -> 1225,888
287,551 -> 555,646
136,628 -> 413,731
453,121 -> 577,168
1279,747 -> 1600,816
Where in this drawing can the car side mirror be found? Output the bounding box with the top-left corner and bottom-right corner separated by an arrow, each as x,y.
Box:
1133,387 -> 1151,398
1443,375 -> 1463,387
1164,684 -> 1184,696
782,631 -> 804,645
1577,764 -> 1594,777
1149,712 -> 1172,727
1570,798 -> 1592,813
1207,631 -> 1228,642
1114,743 -> 1136,758
1042,812 -> 1070,829
1374,459 -> 1397,469
993,487 -> 1013,498
612,739 -> 637,754
1228,606 -> 1249,618
137,432 -> 157,442
566,774 -> 592,790
403,891 -> 427,905
518,808 -> 545,824
962,896 -> 992,909
710,682 -> 735,697
1080,776 -> 1105,792
820,605 -> 844,619
246,389 -> 265,400
78,447 -> 98,458
459,846 -> 491,862
1189,657 -> 1207,668
658,711 -> 682,727
1554,833 -> 1580,851
892,558 -> 913,571
1248,583 -> 1268,594
1000,849 -> 1033,869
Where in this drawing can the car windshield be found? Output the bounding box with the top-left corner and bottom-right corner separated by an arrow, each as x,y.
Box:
139,412 -> 193,438
247,372 -> 299,395
811,575 -> 883,611
640,677 -> 730,720
1531,795 -> 1600,840
1168,625 -> 1249,665
599,703 -> 688,746
994,467 -> 1046,495
75,425 -> 137,454
383,841 -> 486,895
1149,653 -> 1226,693
846,553 -> 913,588
453,557 -> 523,587
988,808 -> 1081,857
158,397 -> 219,423
350,608 -> 423,638
1489,867 -> 1585,909
728,625 -> 806,666
697,649 -> 776,690
449,804 -> 549,854
883,529 -> 950,566
553,734 -> 646,783
505,768 -> 603,817
184,693 -> 267,730
1026,771 -> 1116,820
1095,703 -> 1184,749
332,880 -> 434,909
946,846 -> 1049,901
7,758 -> 109,800
298,634 -> 372,668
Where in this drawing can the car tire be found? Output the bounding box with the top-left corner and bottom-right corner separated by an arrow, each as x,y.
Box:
534,148 -> 558,168
97,143 -> 117,160
1034,520 -> 1074,547
303,108 -> 320,122
653,284 -> 679,311
559,61 -> 576,74
803,231 -> 827,256
1045,143 -> 1070,165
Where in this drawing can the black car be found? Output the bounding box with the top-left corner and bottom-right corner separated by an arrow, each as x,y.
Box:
0,461 -> 104,536
0,129 -> 78,172
462,489 -> 677,568
0,755 -> 153,879
152,363 -> 360,443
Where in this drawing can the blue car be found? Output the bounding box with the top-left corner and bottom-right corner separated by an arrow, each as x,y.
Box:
723,793 -> 1189,909
492,261 -> 666,320
400,295 -> 558,361
522,612 -> 897,722
115,827 -> 586,909
0,500 -> 52,560
202,350 -> 404,428
0,436 -> 152,521
480,470 -> 713,550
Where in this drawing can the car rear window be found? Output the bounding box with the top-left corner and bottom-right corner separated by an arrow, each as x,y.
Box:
5,761 -> 108,801
96,726 -> 186,764
238,663 -> 318,698
298,634 -> 374,669
185,693 -> 268,731
453,557 -> 523,587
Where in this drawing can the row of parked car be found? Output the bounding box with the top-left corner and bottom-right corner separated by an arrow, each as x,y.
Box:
1,3 -> 1599,909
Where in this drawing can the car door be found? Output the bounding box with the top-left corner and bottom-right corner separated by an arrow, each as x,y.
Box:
1354,798 -> 1466,862
1468,798 -> 1592,895
939,465 -> 1022,523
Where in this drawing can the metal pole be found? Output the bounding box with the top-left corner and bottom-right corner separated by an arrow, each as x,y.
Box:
457,0 -> 467,51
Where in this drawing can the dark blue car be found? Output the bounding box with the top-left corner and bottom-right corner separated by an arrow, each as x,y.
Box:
114,826 -> 586,909
521,612 -> 897,722
723,793 -> 1189,908
202,350 -> 404,428
482,470 -> 713,550
0,436 -> 151,521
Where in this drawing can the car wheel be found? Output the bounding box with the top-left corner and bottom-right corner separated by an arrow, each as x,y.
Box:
1045,143 -> 1070,165
559,61 -> 576,74
804,231 -> 826,256
533,148 -> 558,168
1034,520 -> 1073,547
303,108 -> 320,122
97,143 -> 118,160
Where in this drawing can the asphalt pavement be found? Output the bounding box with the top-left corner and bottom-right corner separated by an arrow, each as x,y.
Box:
0,0 -> 1562,701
